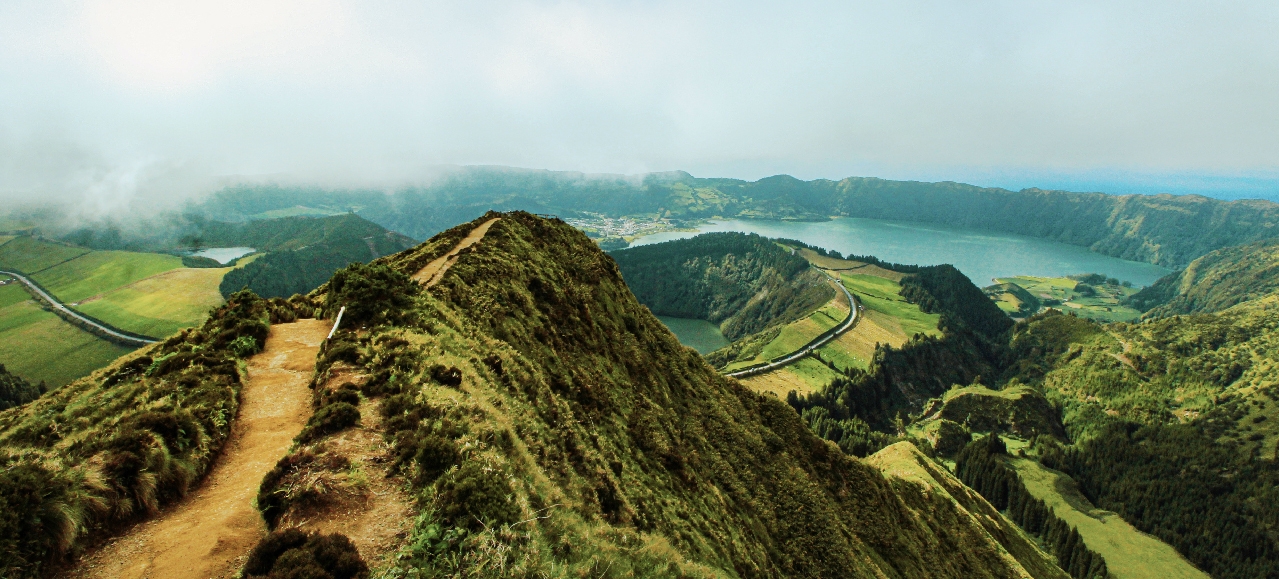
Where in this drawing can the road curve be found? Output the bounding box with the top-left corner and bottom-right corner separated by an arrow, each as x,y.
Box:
724,269 -> 860,379
0,269 -> 157,347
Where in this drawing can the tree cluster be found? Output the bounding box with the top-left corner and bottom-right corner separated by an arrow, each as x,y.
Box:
956,435 -> 1109,579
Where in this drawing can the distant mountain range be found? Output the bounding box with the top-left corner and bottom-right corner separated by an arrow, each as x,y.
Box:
195,166 -> 1279,270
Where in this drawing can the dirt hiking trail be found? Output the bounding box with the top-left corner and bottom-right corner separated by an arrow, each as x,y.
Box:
64,319 -> 330,579
412,217 -> 500,287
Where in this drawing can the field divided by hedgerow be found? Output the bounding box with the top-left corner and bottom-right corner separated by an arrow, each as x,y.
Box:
76,267 -> 229,337
0,285 -> 135,386
31,249 -> 182,303
0,235 -> 90,273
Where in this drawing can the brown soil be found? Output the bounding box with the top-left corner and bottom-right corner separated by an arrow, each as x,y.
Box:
63,319 -> 330,579
412,217 -> 500,287
274,367 -> 414,568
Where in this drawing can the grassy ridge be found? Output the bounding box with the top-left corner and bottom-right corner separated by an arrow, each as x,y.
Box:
316,211 -> 1067,578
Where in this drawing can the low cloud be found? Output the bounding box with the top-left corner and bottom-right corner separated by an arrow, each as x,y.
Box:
2,0 -> 1278,214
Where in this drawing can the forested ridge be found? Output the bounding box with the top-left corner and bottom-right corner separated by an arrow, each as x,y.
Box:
219,214 -> 417,299
610,232 -> 834,340
0,364 -> 43,412
196,166 -> 1279,269
1127,237 -> 1279,317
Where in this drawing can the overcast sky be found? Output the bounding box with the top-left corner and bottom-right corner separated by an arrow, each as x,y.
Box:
2,0 -> 1278,213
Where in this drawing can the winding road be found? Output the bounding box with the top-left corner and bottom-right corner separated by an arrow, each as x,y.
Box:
0,269 -> 156,347
725,269 -> 861,379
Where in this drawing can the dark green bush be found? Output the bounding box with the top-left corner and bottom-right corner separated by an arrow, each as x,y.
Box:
318,384 -> 361,408
297,403 -> 360,444
326,262 -> 419,326
230,335 -> 262,358
0,462 -> 71,575
413,434 -> 462,486
429,365 -> 462,387
437,461 -> 519,530
244,529 -> 368,579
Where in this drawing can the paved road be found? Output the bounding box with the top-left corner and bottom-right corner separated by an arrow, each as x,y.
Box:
725,269 -> 861,379
0,269 -> 156,347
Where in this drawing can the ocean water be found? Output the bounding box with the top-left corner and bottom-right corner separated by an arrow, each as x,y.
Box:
633,218 -> 1171,287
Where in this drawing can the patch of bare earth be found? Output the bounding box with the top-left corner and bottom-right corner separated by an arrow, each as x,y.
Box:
63,319 -> 330,579
275,368 -> 414,568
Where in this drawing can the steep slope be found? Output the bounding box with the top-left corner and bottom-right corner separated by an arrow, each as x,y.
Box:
611,232 -> 834,341
1127,237 -> 1279,316
313,211 -> 1064,578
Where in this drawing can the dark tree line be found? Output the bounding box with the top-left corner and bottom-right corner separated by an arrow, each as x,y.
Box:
1041,422 -> 1279,579
957,435 -> 1109,579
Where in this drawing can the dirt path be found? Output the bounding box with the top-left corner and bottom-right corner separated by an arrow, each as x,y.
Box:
64,319 -> 330,579
412,217 -> 500,287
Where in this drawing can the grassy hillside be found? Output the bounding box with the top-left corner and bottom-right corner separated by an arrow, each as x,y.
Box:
0,292 -> 309,575
612,232 -> 834,341
0,236 -> 89,274
29,250 -> 181,304
196,167 -> 1279,269
75,267 -> 230,338
299,211 -> 1070,578
218,214 -> 417,299
1127,237 -> 1279,317
1008,458 -> 1209,579
1001,298 -> 1279,577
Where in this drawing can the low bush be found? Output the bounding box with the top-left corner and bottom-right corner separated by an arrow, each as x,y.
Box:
297,403 -> 360,444
436,461 -> 519,530
243,529 -> 368,579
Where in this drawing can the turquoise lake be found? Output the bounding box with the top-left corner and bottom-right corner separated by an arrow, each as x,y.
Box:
656,316 -> 729,354
633,218 -> 1171,287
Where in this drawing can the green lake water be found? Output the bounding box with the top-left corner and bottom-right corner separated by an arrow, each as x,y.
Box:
634,217 -> 1172,287
657,316 -> 729,354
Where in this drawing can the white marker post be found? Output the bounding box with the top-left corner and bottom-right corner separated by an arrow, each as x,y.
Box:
327,306 -> 345,340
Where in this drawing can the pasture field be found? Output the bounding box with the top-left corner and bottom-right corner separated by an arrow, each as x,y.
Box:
33,249 -> 182,303
0,285 -> 134,386
996,275 -> 1141,323
77,267 -> 234,338
0,235 -> 90,274
839,273 -> 941,339
738,356 -> 841,399
1009,457 -> 1209,579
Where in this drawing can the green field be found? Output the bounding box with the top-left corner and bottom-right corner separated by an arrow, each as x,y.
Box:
1009,457 -> 1209,579
0,235 -> 90,274
76,267 -> 229,338
32,250 -> 182,303
995,276 -> 1141,323
839,273 -> 941,339
0,285 -> 135,387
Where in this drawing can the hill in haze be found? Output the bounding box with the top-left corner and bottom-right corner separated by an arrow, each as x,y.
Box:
1125,237 -> 1279,317
216,214 -> 417,299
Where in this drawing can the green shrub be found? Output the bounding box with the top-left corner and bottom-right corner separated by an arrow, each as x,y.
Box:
243,529 -> 368,579
0,462 -> 73,575
413,434 -> 461,486
326,262 -> 419,326
437,461 -> 519,530
297,403 -> 360,444
230,335 -> 261,358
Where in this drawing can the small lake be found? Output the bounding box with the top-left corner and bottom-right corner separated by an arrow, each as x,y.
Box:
191,247 -> 255,264
657,316 -> 729,354
633,218 -> 1171,287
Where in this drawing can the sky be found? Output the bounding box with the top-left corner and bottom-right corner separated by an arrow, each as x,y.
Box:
2,0 -> 1278,215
